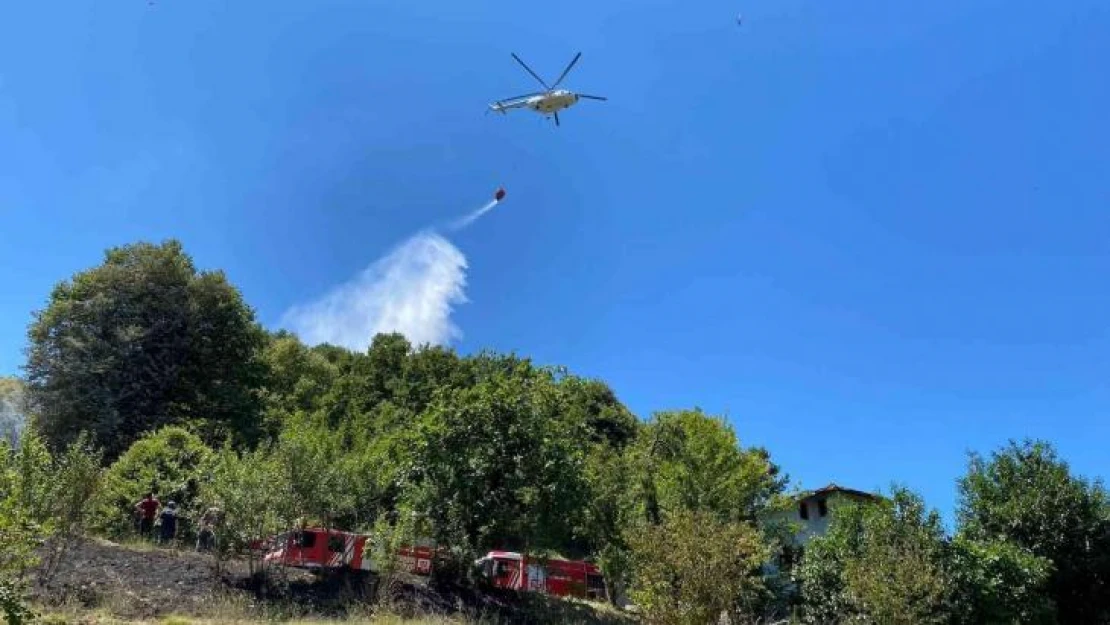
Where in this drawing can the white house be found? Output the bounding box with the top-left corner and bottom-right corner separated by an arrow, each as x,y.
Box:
769,483 -> 880,547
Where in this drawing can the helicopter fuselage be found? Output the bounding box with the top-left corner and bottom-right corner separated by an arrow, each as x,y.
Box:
530,90 -> 578,113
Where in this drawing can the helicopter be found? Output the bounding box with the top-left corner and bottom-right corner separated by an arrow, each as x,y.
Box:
488,52 -> 607,126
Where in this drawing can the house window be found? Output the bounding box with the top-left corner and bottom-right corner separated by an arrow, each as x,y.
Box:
817,498 -> 828,517
799,501 -> 809,520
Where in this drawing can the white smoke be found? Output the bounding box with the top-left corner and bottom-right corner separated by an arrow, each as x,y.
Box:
0,381 -> 26,446
281,231 -> 469,351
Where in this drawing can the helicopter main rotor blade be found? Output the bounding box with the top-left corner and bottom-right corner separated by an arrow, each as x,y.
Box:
511,53 -> 550,90
551,52 -> 582,89
576,94 -> 608,101
497,92 -> 545,103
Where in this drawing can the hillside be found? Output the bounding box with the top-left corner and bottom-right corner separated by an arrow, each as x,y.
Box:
31,539 -> 631,625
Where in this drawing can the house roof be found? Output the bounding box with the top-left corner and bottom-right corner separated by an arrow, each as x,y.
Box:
799,483 -> 880,502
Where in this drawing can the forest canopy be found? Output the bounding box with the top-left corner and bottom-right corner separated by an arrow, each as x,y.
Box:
6,239 -> 1109,625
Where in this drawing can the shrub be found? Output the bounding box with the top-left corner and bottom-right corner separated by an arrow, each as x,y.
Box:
95,427 -> 212,538
627,509 -> 768,625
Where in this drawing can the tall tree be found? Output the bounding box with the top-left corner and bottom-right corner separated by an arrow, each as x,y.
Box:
24,240 -> 266,458
957,440 -> 1110,624
258,332 -> 339,436
633,409 -> 785,524
557,375 -> 639,450
407,363 -> 589,556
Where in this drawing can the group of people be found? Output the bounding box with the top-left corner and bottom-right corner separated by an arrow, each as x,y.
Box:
133,492 -> 223,552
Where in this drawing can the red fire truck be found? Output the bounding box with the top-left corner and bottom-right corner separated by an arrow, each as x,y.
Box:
258,527 -> 435,576
475,550 -> 607,601
257,527 -> 606,601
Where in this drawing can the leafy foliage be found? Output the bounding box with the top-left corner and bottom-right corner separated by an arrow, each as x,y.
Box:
633,409 -> 785,524
947,537 -> 1055,625
0,432 -> 103,621
95,426 -> 212,537
35,433 -> 103,585
407,363 -> 589,555
0,579 -> 35,625
797,487 -> 953,625
580,443 -> 637,603
627,509 -> 768,625
198,443 -> 288,574
24,240 -> 266,459
958,439 -> 1110,624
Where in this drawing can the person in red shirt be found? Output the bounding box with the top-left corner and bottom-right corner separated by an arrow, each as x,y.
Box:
134,492 -> 160,539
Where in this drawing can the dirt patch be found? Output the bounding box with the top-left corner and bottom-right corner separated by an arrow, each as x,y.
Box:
32,539 -> 234,619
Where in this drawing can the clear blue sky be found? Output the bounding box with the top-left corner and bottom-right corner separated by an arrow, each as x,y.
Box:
2,0 -> 1108,522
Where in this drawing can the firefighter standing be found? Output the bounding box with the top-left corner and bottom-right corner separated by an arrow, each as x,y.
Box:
196,506 -> 223,552
134,492 -> 161,540
158,501 -> 179,545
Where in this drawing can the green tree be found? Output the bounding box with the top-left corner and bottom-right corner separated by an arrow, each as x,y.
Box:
95,426 -> 212,537
634,409 -> 784,524
558,376 -> 639,450
35,433 -> 103,585
957,440 -> 1110,624
271,415 -> 351,527
581,443 -> 638,604
0,439 -> 43,620
258,332 -> 340,436
797,487 -> 952,625
407,363 -> 588,558
627,509 -> 769,625
0,432 -> 102,622
199,444 -> 287,575
948,537 -> 1055,625
24,239 -> 266,459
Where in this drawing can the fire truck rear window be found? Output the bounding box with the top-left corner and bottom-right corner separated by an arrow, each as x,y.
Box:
328,536 -> 344,552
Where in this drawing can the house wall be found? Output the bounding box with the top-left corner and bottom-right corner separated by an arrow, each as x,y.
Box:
767,492 -> 870,546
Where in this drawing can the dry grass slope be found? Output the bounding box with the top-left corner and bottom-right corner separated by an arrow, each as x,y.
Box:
31,538 -> 634,625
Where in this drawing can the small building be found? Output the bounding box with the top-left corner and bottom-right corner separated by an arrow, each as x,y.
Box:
782,483 -> 880,546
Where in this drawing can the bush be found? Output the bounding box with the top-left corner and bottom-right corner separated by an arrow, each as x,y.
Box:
35,433 -> 102,584
198,443 -> 288,575
0,579 -> 35,625
627,509 -> 768,625
796,487 -> 952,625
948,537 -> 1055,625
95,427 -> 212,538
